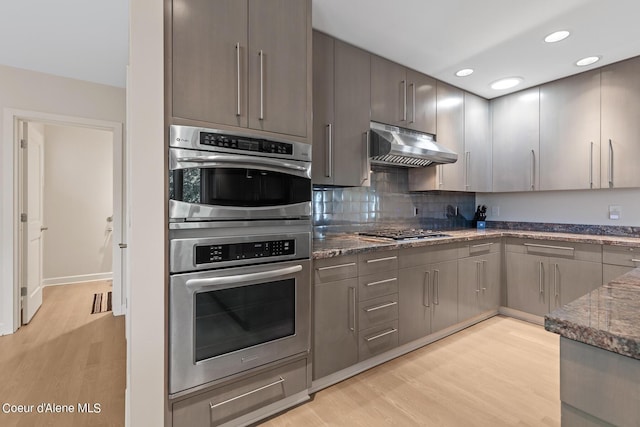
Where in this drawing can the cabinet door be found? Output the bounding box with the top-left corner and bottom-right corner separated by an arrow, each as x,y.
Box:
172,0 -> 248,127
248,0 -> 308,137
398,266 -> 431,345
491,87 -> 540,192
601,56 -> 640,188
406,69 -> 436,134
311,31 -> 334,185
506,252 -> 549,316
436,82 -> 465,191
430,260 -> 458,333
464,92 -> 492,192
540,70 -> 601,190
603,264 -> 635,284
334,40 -> 371,186
313,279 -> 358,379
480,252 -> 501,312
458,256 -> 482,321
550,259 -> 602,311
371,56 -> 406,126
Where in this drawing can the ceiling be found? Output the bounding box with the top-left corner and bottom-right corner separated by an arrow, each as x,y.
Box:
1,1 -> 639,98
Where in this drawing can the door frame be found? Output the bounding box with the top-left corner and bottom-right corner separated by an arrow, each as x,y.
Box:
1,108 -> 126,335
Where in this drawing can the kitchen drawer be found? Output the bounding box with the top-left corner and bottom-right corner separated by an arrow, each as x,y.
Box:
602,245 -> 640,268
358,270 -> 398,301
458,239 -> 501,258
358,250 -> 398,276
358,293 -> 399,331
314,255 -> 358,284
505,238 -> 601,262
358,320 -> 399,361
172,358 -> 307,427
399,243 -> 459,269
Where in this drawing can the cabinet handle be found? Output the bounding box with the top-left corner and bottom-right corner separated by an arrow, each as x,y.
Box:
472,243 -> 493,249
554,263 -> 559,298
365,327 -> 398,342
465,151 -> 470,190
366,256 -> 397,264
209,377 -> 284,409
482,260 -> 487,291
326,124 -> 333,178
434,269 -> 440,305
235,43 -> 241,117
524,243 -> 574,252
365,277 -> 397,287
631,259 -> 640,263
401,80 -> 407,121
410,82 -> 416,123
259,50 -> 264,121
317,262 -> 356,271
538,262 -> 544,294
348,287 -> 356,332
439,165 -> 443,188
361,131 -> 370,184
608,139 -> 613,187
475,262 -> 481,293
364,301 -> 398,312
423,271 -> 430,307
589,141 -> 593,188
530,149 -> 535,190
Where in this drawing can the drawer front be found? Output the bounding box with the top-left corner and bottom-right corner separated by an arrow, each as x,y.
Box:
505,238 -> 601,262
358,270 -> 398,301
358,293 -> 399,331
358,250 -> 398,276
314,255 -> 358,284
603,245 -> 640,268
358,320 -> 399,361
458,239 -> 501,258
172,358 -> 307,427
399,244 -> 459,269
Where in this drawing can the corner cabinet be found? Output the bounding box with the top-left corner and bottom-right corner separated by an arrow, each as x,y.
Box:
491,87 -> 540,192
312,32 -> 371,186
169,0 -> 311,141
463,92 -> 492,192
601,55 -> 640,188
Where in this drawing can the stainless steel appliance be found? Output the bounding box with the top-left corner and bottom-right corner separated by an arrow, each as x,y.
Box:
169,125 -> 312,222
169,220 -> 311,394
358,229 -> 451,241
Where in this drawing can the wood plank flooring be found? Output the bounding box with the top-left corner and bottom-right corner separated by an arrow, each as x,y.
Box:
261,316 -> 560,427
0,281 -> 125,427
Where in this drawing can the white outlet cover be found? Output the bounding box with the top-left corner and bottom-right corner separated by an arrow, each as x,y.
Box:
609,205 -> 621,220
491,206 -> 500,217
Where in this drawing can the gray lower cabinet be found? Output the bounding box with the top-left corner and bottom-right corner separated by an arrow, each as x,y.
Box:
602,245 -> 640,283
458,250 -> 500,321
506,240 -> 602,316
312,31 -> 370,186
491,87 -> 540,192
398,264 -> 432,344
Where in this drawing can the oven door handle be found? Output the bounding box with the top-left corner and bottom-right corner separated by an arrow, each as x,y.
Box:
175,154 -> 311,176
185,265 -> 303,290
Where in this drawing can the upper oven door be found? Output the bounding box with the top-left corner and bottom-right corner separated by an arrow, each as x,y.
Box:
169,148 -> 311,221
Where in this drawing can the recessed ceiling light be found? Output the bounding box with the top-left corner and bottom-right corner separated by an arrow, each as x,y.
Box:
455,68 -> 474,77
544,30 -> 570,43
576,56 -> 601,67
490,77 -> 523,90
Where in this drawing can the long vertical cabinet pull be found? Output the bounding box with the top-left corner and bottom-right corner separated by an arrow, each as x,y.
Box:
423,271 -> 430,307
481,260 -> 487,291
589,142 -> 594,188
361,131 -> 370,184
235,43 -> 241,117
608,139 -> 614,187
465,151 -> 471,190
410,83 -> 416,124
530,150 -> 536,190
259,50 -> 265,121
325,124 -> 333,178
475,262 -> 481,293
554,263 -> 559,299
401,80 -> 407,121
433,269 -> 440,305
538,262 -> 544,294
348,287 -> 356,332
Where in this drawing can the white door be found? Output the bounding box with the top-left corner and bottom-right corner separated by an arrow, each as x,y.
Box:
22,122 -> 45,323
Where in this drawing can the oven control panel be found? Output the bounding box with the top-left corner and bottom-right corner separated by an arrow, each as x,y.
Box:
195,239 -> 295,264
200,132 -> 293,155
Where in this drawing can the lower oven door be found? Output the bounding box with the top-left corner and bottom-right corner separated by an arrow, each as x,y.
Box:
169,259 -> 310,395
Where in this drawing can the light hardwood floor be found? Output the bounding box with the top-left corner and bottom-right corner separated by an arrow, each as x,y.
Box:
0,281 -> 125,427
261,316 -> 560,427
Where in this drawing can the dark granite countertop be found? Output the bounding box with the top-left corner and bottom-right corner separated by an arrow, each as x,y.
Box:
545,268 -> 640,360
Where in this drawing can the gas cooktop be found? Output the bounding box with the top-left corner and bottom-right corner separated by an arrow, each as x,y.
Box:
358,229 -> 451,241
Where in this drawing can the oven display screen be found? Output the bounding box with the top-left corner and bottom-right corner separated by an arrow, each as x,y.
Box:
195,239 -> 295,264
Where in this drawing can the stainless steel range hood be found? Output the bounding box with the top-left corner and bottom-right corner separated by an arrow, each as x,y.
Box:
369,122 -> 458,167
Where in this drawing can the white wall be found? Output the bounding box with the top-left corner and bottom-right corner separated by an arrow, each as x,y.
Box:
43,124 -> 113,284
0,64 -> 125,336
477,188 -> 640,226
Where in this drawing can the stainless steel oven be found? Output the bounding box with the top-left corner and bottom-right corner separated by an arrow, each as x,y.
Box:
168,220 -> 311,395
169,125 -> 312,222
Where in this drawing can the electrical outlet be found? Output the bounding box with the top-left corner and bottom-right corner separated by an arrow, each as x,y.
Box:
492,206 -> 500,217
609,205 -> 621,220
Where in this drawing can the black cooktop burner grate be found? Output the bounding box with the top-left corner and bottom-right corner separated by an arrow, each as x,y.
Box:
358,229 -> 450,241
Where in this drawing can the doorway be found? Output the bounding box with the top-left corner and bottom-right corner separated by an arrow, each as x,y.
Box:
1,109 -> 126,334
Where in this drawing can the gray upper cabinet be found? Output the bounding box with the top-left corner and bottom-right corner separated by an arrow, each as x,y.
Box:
170,0 -> 311,141
371,56 -> 408,127
464,92 -> 492,192
312,31 -> 370,186
406,70 -> 437,134
601,56 -> 640,188
540,70 -> 601,191
491,87 -> 540,192
435,82 -> 465,191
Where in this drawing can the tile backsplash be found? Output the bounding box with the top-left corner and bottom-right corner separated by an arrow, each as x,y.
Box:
313,165 -> 476,235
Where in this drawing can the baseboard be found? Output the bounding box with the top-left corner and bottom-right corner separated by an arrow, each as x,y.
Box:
498,306 -> 544,326
0,322 -> 14,337
43,272 -> 113,287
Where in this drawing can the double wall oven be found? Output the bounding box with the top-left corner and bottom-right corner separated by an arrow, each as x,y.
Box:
168,125 -> 312,395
